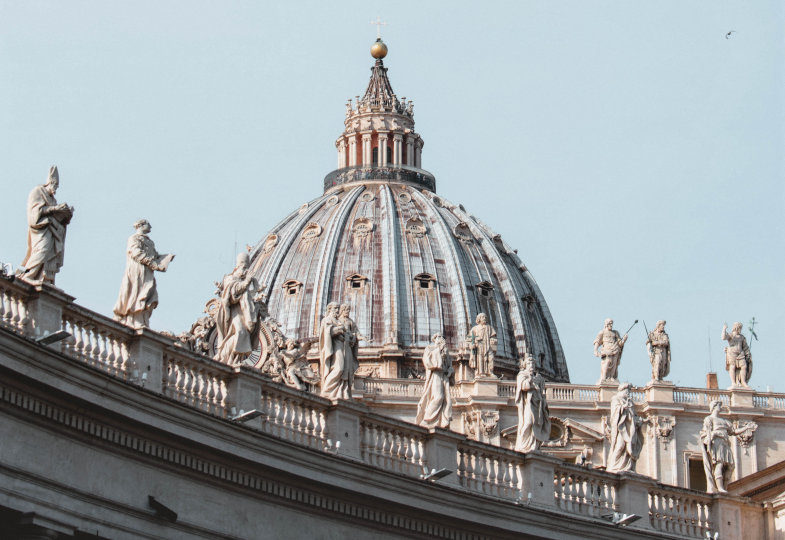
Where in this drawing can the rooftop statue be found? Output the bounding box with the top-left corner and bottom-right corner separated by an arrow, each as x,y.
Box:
280,339 -> 320,391
606,382 -> 642,473
319,303 -> 358,400
593,319 -> 629,383
646,320 -> 671,382
415,333 -> 454,429
700,400 -> 757,493
467,313 -> 497,377
214,253 -> 265,365
514,354 -> 551,453
20,166 -> 74,285
722,322 -> 752,388
113,220 -> 174,329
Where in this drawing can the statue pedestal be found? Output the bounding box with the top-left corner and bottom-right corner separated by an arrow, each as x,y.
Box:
730,386 -> 755,408
644,380 -> 675,404
470,376 -> 501,397
596,381 -> 619,402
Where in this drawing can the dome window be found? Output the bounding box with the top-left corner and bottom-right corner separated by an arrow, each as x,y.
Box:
414,273 -> 436,290
346,273 -> 369,290
476,281 -> 494,298
282,280 -> 303,296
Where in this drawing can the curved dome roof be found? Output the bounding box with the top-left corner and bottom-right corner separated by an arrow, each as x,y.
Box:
231,42 -> 569,382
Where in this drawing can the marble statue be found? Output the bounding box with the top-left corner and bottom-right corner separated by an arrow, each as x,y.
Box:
319,302 -> 356,400
467,313 -> 497,377
593,319 -> 628,383
214,253 -> 264,365
415,333 -> 454,429
700,400 -> 757,493
338,304 -> 360,391
514,354 -> 551,453
113,220 -> 174,328
20,166 -> 74,285
722,322 -> 752,387
646,320 -> 671,382
281,339 -> 320,391
606,383 -> 642,473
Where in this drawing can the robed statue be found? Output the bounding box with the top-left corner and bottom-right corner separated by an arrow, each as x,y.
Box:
467,313 -> 497,377
319,303 -> 359,400
700,400 -> 756,493
415,333 -> 454,429
606,382 -> 642,473
514,354 -> 551,453
214,253 -> 265,365
20,166 -> 74,285
646,320 -> 671,382
113,219 -> 174,328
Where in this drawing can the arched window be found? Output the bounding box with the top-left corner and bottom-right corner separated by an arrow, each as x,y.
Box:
372,146 -> 392,165
476,281 -> 494,298
346,273 -> 369,290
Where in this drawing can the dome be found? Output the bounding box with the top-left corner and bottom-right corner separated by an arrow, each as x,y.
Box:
202,41 -> 569,382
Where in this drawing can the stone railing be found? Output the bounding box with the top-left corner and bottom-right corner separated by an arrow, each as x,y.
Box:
553,462 -> 619,517
673,389 -> 731,406
361,377 -> 423,398
0,278 -> 766,540
323,164 -> 436,192
546,383 -> 600,402
0,278 -> 31,335
648,486 -> 713,538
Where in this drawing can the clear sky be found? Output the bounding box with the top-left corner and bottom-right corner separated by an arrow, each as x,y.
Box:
1,1 -> 782,388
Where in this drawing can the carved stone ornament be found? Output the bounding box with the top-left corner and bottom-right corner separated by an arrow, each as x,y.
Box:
735,420 -> 758,448
351,217 -> 374,248
431,196 -> 443,208
298,222 -> 323,252
298,203 -> 309,215
405,217 -> 427,238
359,191 -> 375,203
453,222 -> 474,244
262,234 -> 278,254
462,411 -> 498,442
398,192 -> 412,204
493,234 -> 508,254
325,195 -> 340,207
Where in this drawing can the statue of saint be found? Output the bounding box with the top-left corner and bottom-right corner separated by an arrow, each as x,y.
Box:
514,354 -> 551,453
467,313 -> 497,377
214,253 -> 264,365
593,319 -> 628,383
281,339 -> 320,391
722,322 -> 752,387
606,383 -> 642,473
338,304 -> 360,391
646,320 -> 671,382
415,333 -> 454,429
20,166 -> 74,285
113,220 -> 174,328
319,303 -> 353,400
700,400 -> 756,493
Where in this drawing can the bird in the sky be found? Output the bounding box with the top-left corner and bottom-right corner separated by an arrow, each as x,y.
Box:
725,30 -> 736,39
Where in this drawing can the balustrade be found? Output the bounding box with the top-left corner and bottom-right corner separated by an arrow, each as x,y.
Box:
163,351 -> 233,417
61,306 -> 133,379
553,463 -> 618,517
259,384 -> 330,450
360,417 -> 426,477
0,279 -> 31,335
648,488 -> 712,538
456,440 -> 522,500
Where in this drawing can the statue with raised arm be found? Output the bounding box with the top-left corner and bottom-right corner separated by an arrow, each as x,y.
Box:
113,220 -> 174,328
214,253 -> 264,365
606,382 -> 642,473
594,319 -> 628,383
320,303 -> 352,400
701,400 -> 757,493
415,333 -> 454,429
514,354 -> 551,453
646,320 -> 671,382
281,339 -> 319,391
20,166 -> 74,285
467,313 -> 497,377
722,322 -> 751,387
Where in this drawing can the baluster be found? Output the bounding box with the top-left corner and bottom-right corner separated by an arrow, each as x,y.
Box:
0,290 -> 9,326
72,321 -> 85,361
9,294 -> 21,331
463,451 -> 475,491
96,330 -> 108,370
18,298 -> 30,334
206,374 -> 217,415
175,361 -> 187,402
118,340 -> 130,377
456,448 -> 466,486
104,334 -> 118,375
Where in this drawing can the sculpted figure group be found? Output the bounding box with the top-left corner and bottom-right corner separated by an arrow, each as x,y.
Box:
319,303 -> 360,400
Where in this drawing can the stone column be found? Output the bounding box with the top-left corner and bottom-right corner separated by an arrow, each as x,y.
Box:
415,138 -> 423,168
393,134 -> 403,165
361,133 -> 372,166
337,139 -> 346,168
405,135 -> 414,166
377,132 -> 388,166
348,136 -> 357,167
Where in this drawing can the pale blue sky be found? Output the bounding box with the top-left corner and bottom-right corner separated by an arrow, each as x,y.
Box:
1,1 -> 782,387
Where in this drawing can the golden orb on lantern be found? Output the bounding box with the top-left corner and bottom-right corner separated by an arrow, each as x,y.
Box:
370,38 -> 388,59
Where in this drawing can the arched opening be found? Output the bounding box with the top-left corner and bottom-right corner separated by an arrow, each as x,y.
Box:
372,145 -> 392,166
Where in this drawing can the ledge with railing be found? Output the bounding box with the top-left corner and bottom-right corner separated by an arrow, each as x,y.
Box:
0,277 -> 767,539
323,164 -> 436,192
